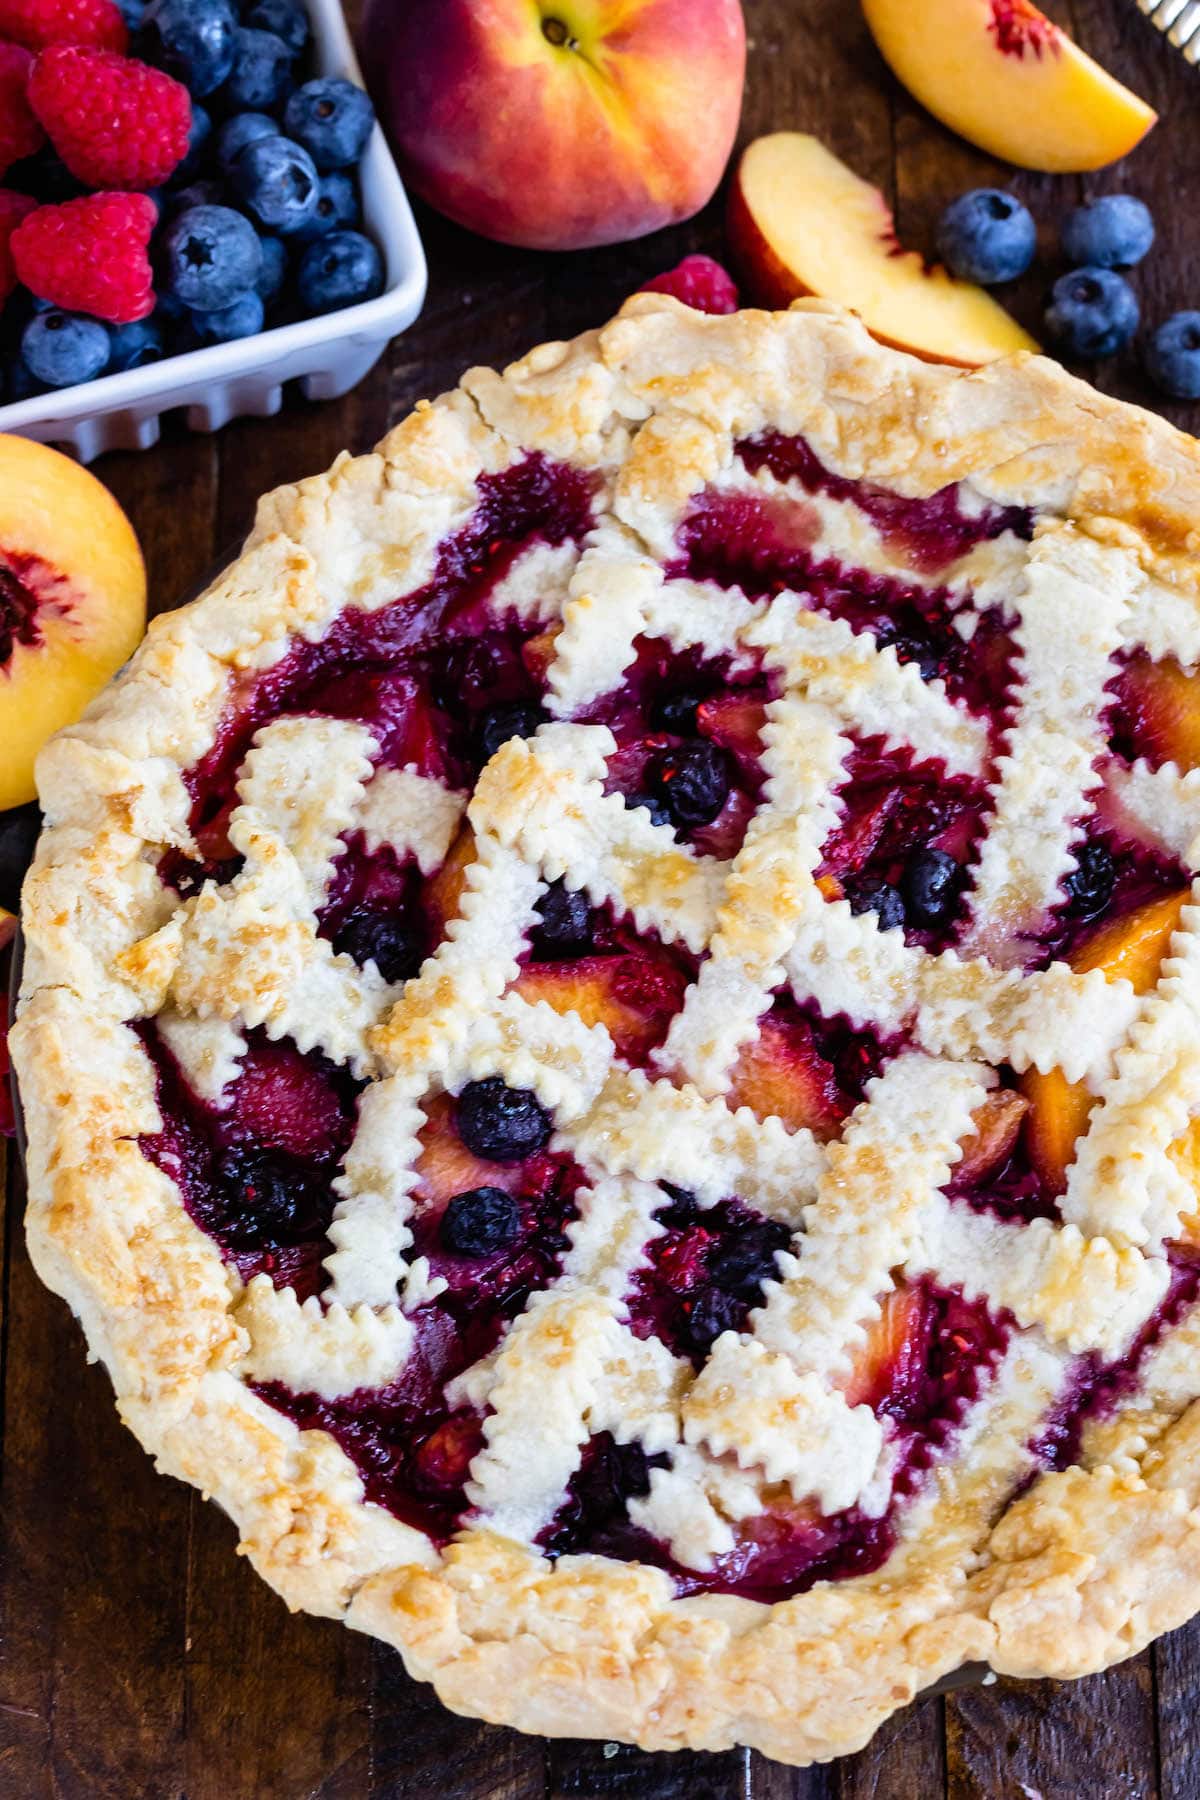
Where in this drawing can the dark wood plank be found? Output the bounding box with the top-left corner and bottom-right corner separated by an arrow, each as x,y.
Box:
546,1738 -> 747,1799
371,1649 -> 546,1799
1153,1616 -> 1200,1800
947,1664 -> 1157,1800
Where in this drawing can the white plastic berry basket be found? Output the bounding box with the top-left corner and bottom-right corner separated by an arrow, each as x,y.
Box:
0,0 -> 427,462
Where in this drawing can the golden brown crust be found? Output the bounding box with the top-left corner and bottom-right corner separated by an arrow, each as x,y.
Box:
16,296 -> 1200,1767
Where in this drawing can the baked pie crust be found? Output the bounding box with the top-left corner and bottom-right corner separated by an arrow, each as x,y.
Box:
16,295 -> 1200,1767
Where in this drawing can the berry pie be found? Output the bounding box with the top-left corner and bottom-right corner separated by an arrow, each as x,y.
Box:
17,296 -> 1200,1765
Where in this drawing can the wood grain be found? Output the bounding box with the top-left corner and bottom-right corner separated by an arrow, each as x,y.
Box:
4,0 -> 1200,1793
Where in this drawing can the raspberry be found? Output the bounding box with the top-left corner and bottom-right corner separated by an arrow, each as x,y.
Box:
0,44 -> 44,178
639,254 -> 740,316
0,0 -> 126,51
0,189 -> 35,300
29,44 -> 191,189
12,191 -> 156,323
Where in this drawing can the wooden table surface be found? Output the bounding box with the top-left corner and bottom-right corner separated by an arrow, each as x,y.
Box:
4,1 -> 1200,1794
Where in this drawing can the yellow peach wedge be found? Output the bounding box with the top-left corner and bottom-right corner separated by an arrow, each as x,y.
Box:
1022,889 -> 1190,1191
0,435 -> 145,812
727,134 -> 1037,368
861,0 -> 1156,174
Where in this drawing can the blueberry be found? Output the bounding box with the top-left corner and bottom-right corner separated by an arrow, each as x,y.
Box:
651,688 -> 705,734
0,802 -> 40,912
142,0 -> 237,98
296,228 -> 384,313
1062,195 -> 1155,271
1145,311 -> 1200,402
457,1076 -> 552,1163
1065,843 -> 1115,921
847,878 -> 906,932
254,234 -> 287,305
106,317 -> 165,372
334,909 -> 423,983
1045,268 -> 1139,361
218,1150 -> 315,1246
185,290 -> 265,345
532,880 -> 592,958
708,1220 -> 790,1299
626,790 -> 672,828
439,1186 -> 523,1257
936,189 -> 1037,286
650,739 -> 731,829
232,133 -> 319,234
166,179 -> 226,216
293,171 -> 360,243
5,356 -> 45,401
901,848 -> 962,928
216,111 -> 279,173
173,103 -> 213,185
685,1287 -> 744,1353
20,311 -> 110,388
118,0 -> 146,26
161,204 -> 262,309
245,0 -> 309,55
475,700 -> 546,762
222,27 -> 295,112
284,77 -> 375,170
658,1183 -> 700,1226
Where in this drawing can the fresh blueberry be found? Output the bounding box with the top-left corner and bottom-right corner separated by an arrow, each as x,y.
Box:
20,311 -> 110,388
293,171 -> 360,243
284,77 -> 375,170
254,234 -> 287,305
456,1076 -> 552,1164
475,700 -> 546,762
651,688 -> 706,734
142,0 -> 237,98
161,204 -> 263,310
296,228 -> 384,313
5,357 -> 46,401
106,317 -> 165,372
0,802 -> 40,912
936,189 -> 1037,285
232,133 -> 319,234
185,290 -> 265,344
1065,843 -> 1115,921
6,144 -> 85,204
222,28 -> 295,112
650,739 -> 731,829
900,848 -> 962,929
1045,268 -> 1139,360
118,0 -> 146,26
216,111 -> 279,173
626,791 -> 672,828
173,103 -> 213,185
708,1220 -> 790,1299
685,1287 -> 744,1354
334,909 -> 423,983
166,179 -> 226,215
532,881 -> 592,958
246,0 -> 309,55
439,1186 -> 523,1257
1062,195 -> 1155,271
847,878 -> 906,932
1145,311 -> 1200,401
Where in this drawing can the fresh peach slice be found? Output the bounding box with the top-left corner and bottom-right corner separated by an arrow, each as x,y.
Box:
0,434 -> 145,811
515,951 -> 687,1065
840,1282 -> 927,1410
862,0 -> 1156,174
1022,888 -> 1190,1189
724,1014 -> 845,1138
727,133 -> 1037,368
1115,653 -> 1200,775
956,1089 -> 1028,1185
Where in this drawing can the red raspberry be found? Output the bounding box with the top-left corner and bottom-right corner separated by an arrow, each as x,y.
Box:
0,187 -> 36,301
0,43 -> 44,178
0,0 -> 126,52
639,254 -> 741,316
29,44 -> 190,189
12,191 -> 156,323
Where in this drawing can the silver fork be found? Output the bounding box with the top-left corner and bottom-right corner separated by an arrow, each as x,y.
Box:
1137,0 -> 1200,63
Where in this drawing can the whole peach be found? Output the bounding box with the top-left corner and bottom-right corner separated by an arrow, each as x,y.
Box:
359,0 -> 746,251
